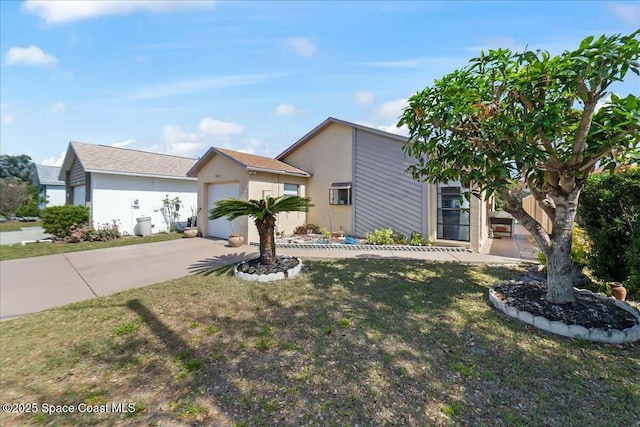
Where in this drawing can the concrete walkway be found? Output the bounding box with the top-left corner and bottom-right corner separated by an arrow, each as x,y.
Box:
0,227 -> 52,245
0,228 -> 537,321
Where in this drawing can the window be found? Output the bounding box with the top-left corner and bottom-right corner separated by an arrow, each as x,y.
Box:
283,183 -> 299,197
437,185 -> 470,241
330,182 -> 351,205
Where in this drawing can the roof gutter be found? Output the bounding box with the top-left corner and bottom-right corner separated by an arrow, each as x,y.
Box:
246,166 -> 310,177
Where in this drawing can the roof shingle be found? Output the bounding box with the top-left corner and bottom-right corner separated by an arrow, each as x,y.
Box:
187,147 -> 310,177
65,142 -> 197,178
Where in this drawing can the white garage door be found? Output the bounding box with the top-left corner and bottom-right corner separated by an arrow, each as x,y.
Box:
208,182 -> 240,238
73,185 -> 85,206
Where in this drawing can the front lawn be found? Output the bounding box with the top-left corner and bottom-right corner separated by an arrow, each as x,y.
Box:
0,233 -> 184,261
1,259 -> 638,426
0,220 -> 42,232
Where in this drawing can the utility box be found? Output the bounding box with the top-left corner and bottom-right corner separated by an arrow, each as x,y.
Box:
134,216 -> 152,237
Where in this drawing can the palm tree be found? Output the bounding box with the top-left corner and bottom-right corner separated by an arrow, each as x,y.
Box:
209,195 -> 313,265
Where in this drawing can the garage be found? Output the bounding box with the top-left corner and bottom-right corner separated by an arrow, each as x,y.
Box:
208,182 -> 240,238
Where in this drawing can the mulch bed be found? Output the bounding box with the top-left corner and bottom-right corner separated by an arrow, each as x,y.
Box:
492,281 -> 638,331
236,256 -> 300,275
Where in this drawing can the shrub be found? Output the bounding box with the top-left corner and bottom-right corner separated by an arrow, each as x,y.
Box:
536,224 -> 591,268
41,205 -> 90,237
67,220 -> 122,243
409,231 -> 433,246
294,223 -> 320,235
364,228 -> 395,245
578,167 -> 640,297
16,203 -> 39,218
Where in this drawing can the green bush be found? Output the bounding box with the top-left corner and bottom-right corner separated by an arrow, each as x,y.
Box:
578,167 -> 640,297
41,205 -> 90,237
536,224 -> 591,268
16,203 -> 39,218
364,228 -> 395,245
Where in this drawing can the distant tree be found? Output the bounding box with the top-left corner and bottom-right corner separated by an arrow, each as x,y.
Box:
0,180 -> 32,219
399,32 -> 639,304
209,196 -> 313,265
0,154 -> 36,183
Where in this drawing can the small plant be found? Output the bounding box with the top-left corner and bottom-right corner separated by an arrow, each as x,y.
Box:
392,230 -> 407,244
364,228 -> 395,245
174,351 -> 202,378
320,227 -> 331,240
159,195 -> 182,232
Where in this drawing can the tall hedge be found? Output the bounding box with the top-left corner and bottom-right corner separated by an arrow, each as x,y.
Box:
578,168 -> 640,295
41,205 -> 90,237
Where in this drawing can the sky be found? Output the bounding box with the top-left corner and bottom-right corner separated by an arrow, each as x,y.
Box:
1,1 -> 639,166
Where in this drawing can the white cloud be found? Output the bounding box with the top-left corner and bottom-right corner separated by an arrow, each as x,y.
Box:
353,91 -> 376,106
112,139 -> 134,148
377,98 -> 408,121
285,37 -> 317,57
124,73 -> 279,101
274,103 -> 303,116
198,118 -> 244,136
6,45 -> 57,66
22,0 -> 216,24
377,123 -> 409,136
2,114 -> 15,125
41,151 -> 66,166
609,2 -> 640,25
50,102 -> 66,113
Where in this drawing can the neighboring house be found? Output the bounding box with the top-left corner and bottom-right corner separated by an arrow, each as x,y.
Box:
59,142 -> 197,235
33,164 -> 66,209
188,117 -> 492,250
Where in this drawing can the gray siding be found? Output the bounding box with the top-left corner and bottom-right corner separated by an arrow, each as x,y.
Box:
353,129 -> 425,238
70,158 -> 85,186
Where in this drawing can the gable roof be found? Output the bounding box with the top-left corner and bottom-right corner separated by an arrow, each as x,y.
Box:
59,141 -> 197,180
276,117 -> 408,160
34,164 -> 64,186
187,147 -> 310,178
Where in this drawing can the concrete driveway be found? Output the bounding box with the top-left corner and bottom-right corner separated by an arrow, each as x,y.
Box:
1,231 -> 535,321
0,238 -> 257,320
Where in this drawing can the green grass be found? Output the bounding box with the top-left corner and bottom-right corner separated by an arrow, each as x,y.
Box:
1,259 -> 638,426
0,220 -> 42,232
0,232 -> 183,261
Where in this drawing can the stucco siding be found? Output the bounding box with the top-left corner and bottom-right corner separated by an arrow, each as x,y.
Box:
194,154 -> 250,238
91,173 -> 197,235
280,122 -> 353,234
353,129 -> 425,238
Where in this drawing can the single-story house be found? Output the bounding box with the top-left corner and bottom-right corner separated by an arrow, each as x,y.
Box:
59,142 -> 197,235
33,164 -> 66,209
188,117 -> 492,251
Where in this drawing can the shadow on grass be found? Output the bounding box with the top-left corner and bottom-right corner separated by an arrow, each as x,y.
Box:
188,251 -> 256,276
2,259 -> 638,426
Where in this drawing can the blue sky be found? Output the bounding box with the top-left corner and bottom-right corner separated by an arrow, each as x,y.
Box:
1,1 -> 639,166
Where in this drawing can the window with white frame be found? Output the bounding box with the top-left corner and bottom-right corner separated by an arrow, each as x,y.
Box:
329,182 -> 351,205
283,183 -> 299,197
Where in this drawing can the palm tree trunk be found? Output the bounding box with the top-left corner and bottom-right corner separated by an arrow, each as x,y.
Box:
255,215 -> 276,265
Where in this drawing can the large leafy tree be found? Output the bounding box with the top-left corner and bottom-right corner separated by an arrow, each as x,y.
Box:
0,154 -> 36,183
399,32 -> 640,304
209,196 -> 313,265
0,180 -> 32,219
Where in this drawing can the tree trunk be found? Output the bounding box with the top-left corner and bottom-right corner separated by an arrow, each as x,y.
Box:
544,188 -> 581,304
255,215 -> 276,265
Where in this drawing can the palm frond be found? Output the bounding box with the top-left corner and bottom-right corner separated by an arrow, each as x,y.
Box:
209,196 -> 313,221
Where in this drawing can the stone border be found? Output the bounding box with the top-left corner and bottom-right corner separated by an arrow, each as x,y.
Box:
234,257 -> 303,282
489,282 -> 640,344
250,242 -> 472,252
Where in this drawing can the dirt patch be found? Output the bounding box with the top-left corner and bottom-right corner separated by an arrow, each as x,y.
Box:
492,281 -> 638,331
236,256 -> 300,276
